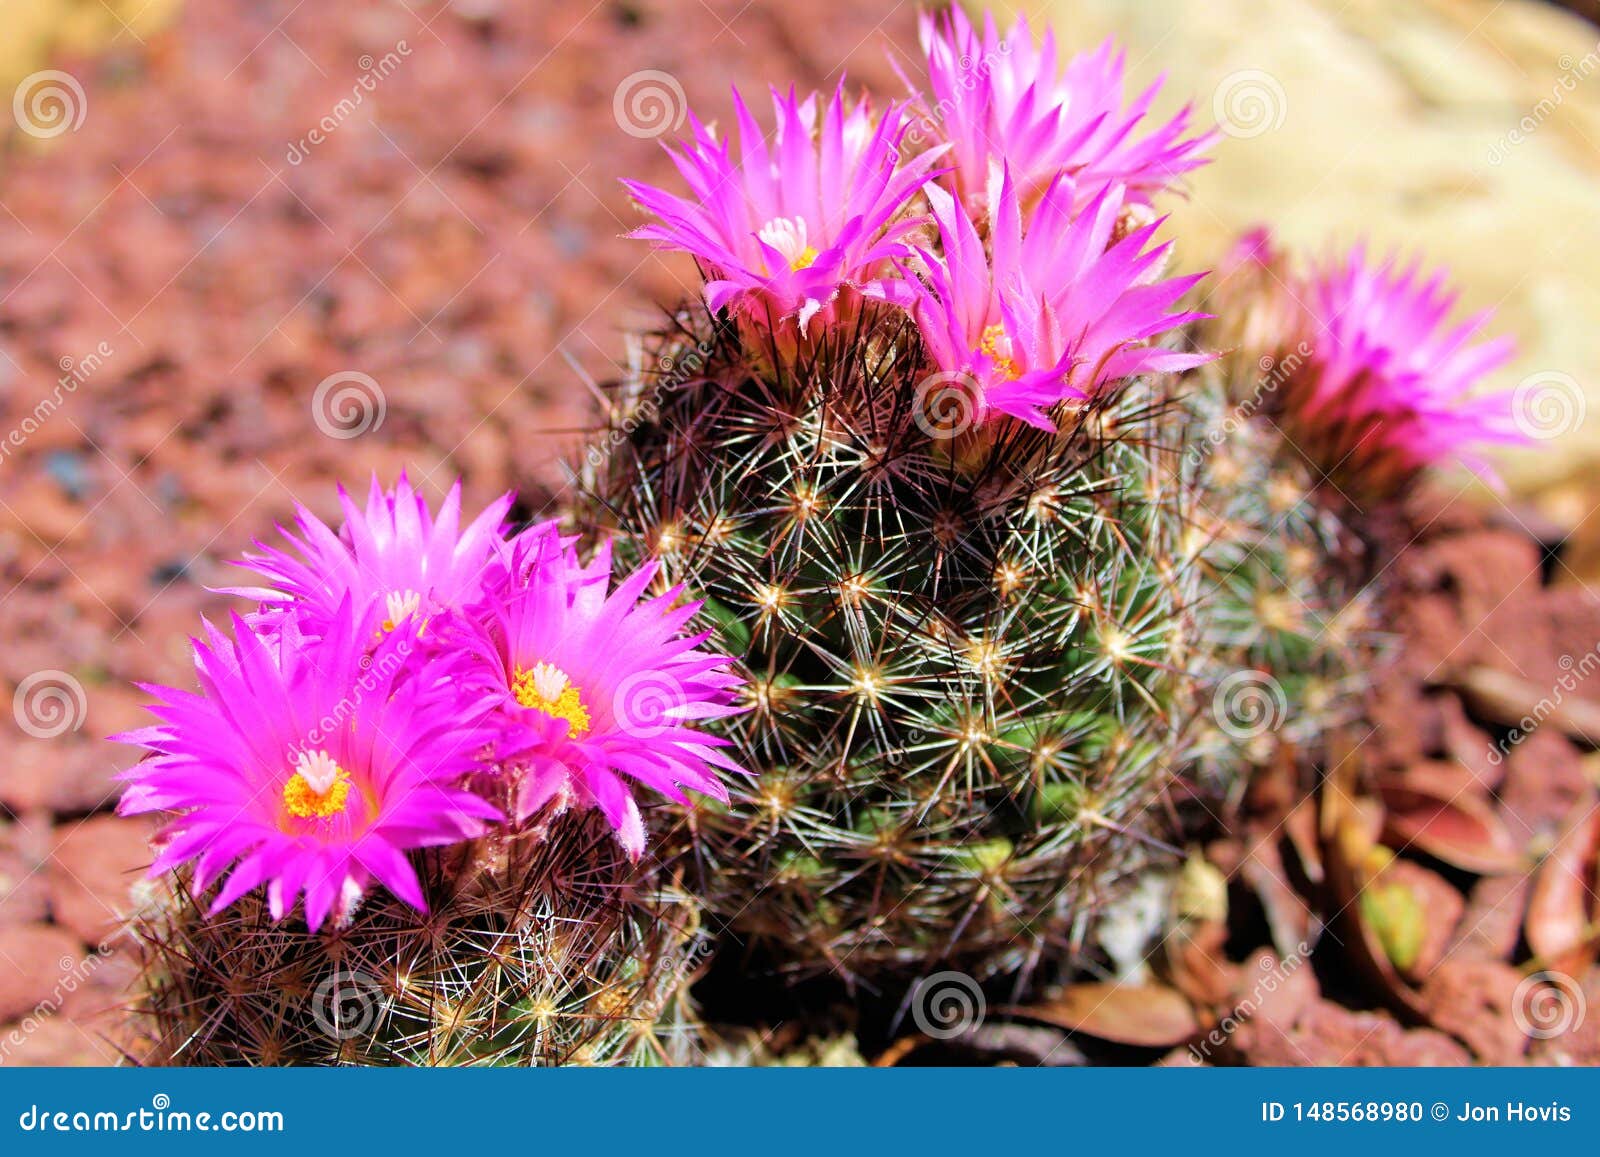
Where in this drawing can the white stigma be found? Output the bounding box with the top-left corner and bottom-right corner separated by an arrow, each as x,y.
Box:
385,589 -> 421,628
530,661 -> 570,702
758,216 -> 812,268
294,749 -> 341,796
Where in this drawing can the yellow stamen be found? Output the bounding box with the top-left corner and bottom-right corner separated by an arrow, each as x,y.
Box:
757,216 -> 819,272
512,662 -> 592,736
283,750 -> 352,819
979,323 -> 1020,381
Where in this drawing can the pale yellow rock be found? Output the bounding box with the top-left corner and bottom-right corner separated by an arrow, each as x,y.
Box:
1,0 -> 183,92
1027,0 -> 1600,514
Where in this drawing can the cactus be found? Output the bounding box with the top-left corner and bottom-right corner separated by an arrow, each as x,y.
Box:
1176,221 -> 1526,781
579,296 -> 1215,980
1180,352 -> 1378,779
117,478 -> 741,1066
135,814 -> 707,1066
590,9 -> 1233,985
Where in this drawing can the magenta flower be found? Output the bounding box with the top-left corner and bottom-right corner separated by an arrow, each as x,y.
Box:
116,607 -> 500,929
917,8 -> 1214,215
230,474 -> 515,639
907,169 -> 1209,430
452,532 -> 747,858
624,84 -> 946,335
1287,244 -> 1522,490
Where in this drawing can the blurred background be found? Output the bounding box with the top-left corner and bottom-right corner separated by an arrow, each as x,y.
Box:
0,0 -> 1594,1064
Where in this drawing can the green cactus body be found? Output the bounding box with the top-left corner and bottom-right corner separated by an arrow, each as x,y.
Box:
135,815 -> 705,1065
1182,338 -> 1380,785
582,305 -> 1212,981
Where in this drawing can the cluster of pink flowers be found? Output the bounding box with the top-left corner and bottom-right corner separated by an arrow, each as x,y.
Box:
627,7 -> 1214,431
1292,245 -> 1523,486
1228,230 -> 1524,489
117,476 -> 745,928
628,8 -> 1523,475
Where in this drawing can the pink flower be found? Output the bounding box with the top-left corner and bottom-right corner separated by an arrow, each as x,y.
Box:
624,84 -> 946,335
230,474 -> 515,639
907,169 -> 1209,430
451,532 -> 747,858
1286,244 -> 1522,490
916,8 -> 1214,216
116,606 -> 500,929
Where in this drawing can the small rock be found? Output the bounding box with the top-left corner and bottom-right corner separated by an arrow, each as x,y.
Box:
48,816 -> 152,946
1420,958 -> 1528,1064
0,924 -> 86,1023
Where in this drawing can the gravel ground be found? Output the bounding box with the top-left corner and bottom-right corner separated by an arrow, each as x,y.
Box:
0,0 -> 918,1066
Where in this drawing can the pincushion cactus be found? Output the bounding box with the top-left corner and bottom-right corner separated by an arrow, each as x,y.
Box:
1185,230 -> 1525,776
585,320 -> 1208,979
584,11 -> 1225,982
119,478 -> 741,1064
135,814 -> 706,1066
